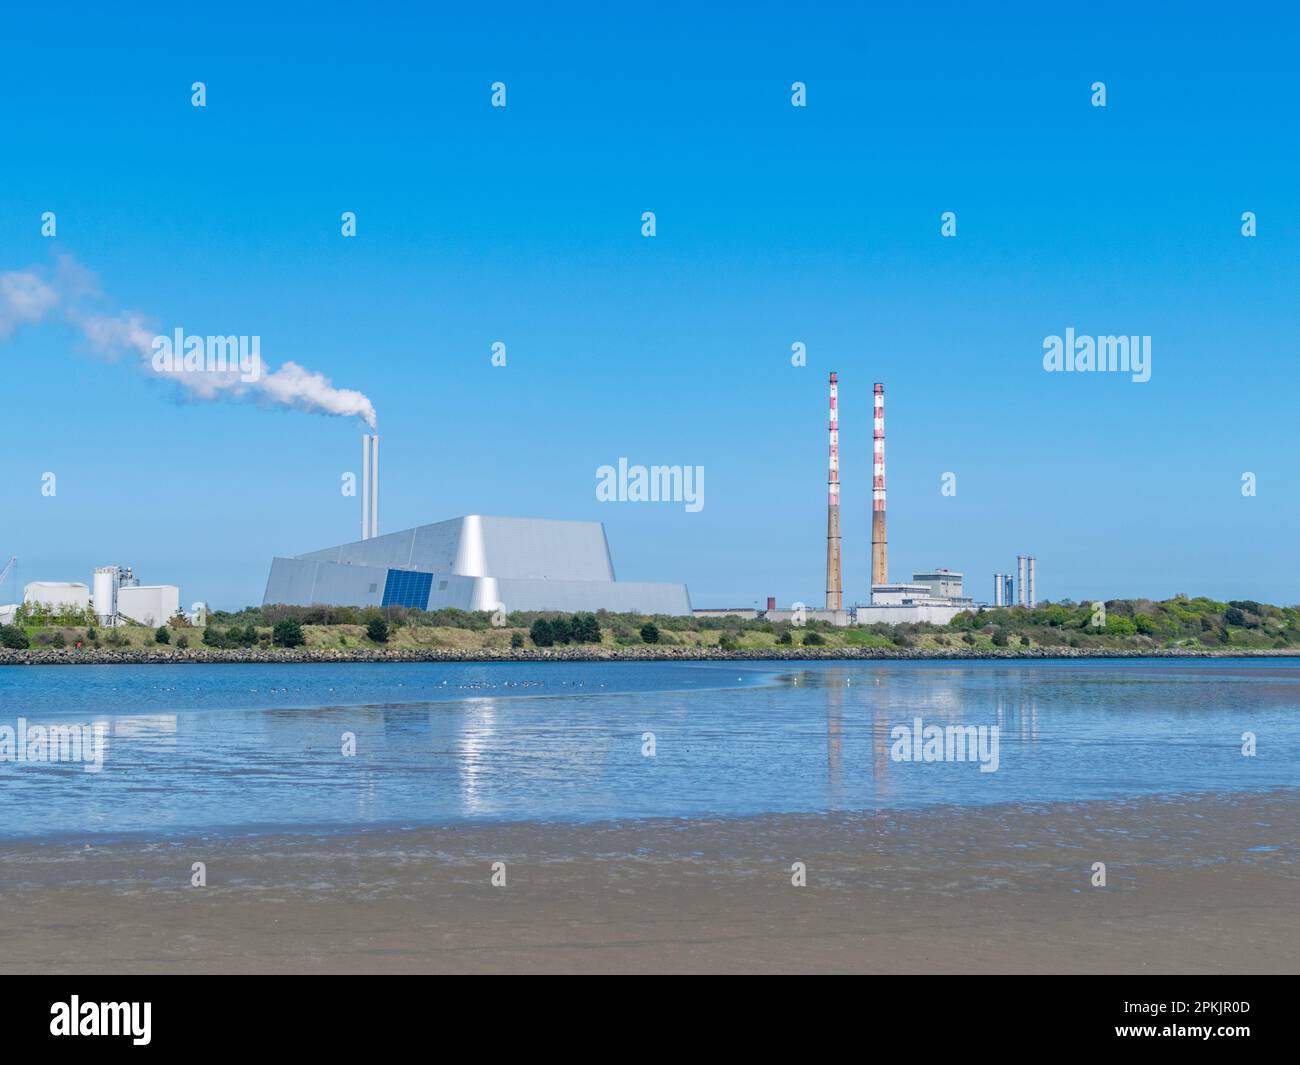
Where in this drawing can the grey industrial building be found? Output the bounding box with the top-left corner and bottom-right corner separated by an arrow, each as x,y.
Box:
263,515 -> 692,615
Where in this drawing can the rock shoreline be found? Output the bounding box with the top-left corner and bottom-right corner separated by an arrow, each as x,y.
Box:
2,646 -> 1298,666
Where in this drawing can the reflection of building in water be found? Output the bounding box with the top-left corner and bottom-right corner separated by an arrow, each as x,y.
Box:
456,697 -> 499,816
995,689 -> 1039,744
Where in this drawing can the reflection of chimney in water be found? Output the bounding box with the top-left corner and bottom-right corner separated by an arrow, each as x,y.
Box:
826,668 -> 844,793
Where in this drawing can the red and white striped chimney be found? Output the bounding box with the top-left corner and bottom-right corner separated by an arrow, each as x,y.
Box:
825,372 -> 843,611
871,383 -> 888,587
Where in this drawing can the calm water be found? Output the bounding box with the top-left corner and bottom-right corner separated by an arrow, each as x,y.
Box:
1,659 -> 1297,839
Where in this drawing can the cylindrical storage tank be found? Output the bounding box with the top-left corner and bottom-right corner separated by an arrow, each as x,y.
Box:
93,567 -> 119,625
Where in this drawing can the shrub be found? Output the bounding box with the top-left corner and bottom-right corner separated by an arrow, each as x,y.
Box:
155,627 -> 171,644
777,629 -> 792,645
571,613 -> 601,643
273,618 -> 305,648
803,630 -> 825,646
86,628 -> 97,643
0,625 -> 30,649
366,617 -> 389,643
176,635 -> 189,649
530,619 -> 554,647
640,622 -> 661,644
549,615 -> 573,645
718,634 -> 738,651
510,631 -> 525,649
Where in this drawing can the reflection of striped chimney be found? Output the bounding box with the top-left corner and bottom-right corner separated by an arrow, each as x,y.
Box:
871,383 -> 888,586
825,372 -> 843,611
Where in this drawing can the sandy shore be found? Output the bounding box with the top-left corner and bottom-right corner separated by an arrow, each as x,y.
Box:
1,791 -> 1295,974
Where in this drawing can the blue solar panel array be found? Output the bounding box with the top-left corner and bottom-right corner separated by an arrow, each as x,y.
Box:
381,568 -> 433,608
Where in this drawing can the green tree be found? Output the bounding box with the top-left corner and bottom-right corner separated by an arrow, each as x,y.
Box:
510,631 -> 525,649
367,617 -> 389,643
0,624 -> 27,650
0,625 -> 30,649
640,622 -> 660,644
803,630 -> 825,646
571,613 -> 601,643
530,618 -> 554,647
273,617 -> 305,648
155,626 -> 171,644
549,615 -> 572,645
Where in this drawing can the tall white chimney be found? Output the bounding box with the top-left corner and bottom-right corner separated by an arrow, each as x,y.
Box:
1016,555 -> 1026,606
1027,556 -> 1036,608
361,434 -> 371,540
371,435 -> 379,538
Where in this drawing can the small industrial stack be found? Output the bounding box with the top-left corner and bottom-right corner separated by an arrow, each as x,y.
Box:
361,433 -> 380,539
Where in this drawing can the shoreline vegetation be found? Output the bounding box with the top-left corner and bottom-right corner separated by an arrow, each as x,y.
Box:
4,595 -> 1300,665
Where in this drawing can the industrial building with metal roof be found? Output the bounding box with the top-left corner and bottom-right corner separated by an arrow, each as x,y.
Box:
263,515 -> 693,615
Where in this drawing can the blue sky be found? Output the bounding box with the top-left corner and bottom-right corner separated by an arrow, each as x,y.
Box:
1,1 -> 1297,610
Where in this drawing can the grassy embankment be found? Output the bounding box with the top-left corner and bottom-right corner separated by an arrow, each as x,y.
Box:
4,596 -> 1299,656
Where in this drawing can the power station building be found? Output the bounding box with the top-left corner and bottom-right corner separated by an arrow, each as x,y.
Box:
263,515 -> 693,615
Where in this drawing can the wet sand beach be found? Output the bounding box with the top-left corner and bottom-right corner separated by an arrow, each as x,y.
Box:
1,790 -> 1295,974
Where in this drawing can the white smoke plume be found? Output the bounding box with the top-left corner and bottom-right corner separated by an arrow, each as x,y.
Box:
0,270 -> 58,338
0,257 -> 378,428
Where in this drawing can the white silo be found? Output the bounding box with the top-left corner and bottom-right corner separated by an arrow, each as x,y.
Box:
93,566 -> 120,626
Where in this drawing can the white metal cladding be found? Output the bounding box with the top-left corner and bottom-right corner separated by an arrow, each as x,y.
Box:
295,516 -> 616,582
265,515 -> 688,614
23,582 -> 91,609
117,585 -> 179,627
263,558 -> 388,608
